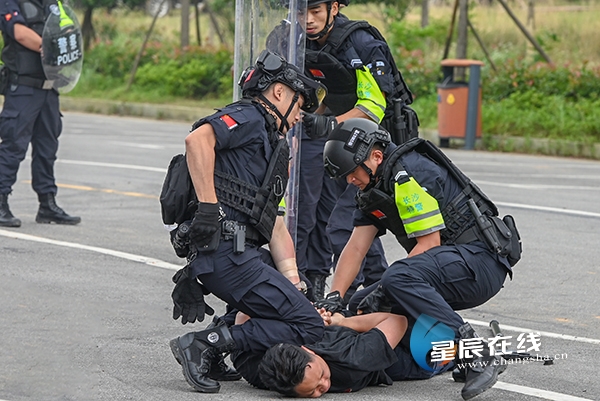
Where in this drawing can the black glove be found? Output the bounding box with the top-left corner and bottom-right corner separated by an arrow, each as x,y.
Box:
303,113 -> 337,139
189,202 -> 222,247
314,291 -> 344,314
357,285 -> 391,314
171,265 -> 214,325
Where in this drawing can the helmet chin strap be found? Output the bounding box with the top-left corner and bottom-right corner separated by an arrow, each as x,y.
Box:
306,3 -> 334,40
258,92 -> 300,133
359,162 -> 378,191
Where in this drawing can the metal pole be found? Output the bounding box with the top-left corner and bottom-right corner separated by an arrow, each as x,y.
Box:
464,64 -> 480,150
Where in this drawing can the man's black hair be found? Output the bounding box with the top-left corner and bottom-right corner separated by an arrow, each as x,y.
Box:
258,343 -> 312,397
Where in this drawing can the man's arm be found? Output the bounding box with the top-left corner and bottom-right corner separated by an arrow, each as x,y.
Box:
408,230 -> 441,258
321,310 -> 407,349
185,123 -> 218,203
269,216 -> 301,286
329,224 -> 379,298
13,23 -> 42,52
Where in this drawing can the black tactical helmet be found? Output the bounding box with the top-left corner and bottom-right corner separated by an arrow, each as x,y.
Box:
307,0 -> 349,6
323,118 -> 391,179
239,49 -> 326,113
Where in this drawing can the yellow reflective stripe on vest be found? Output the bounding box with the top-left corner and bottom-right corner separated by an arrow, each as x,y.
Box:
394,178 -> 445,238
278,197 -> 286,215
355,67 -> 386,123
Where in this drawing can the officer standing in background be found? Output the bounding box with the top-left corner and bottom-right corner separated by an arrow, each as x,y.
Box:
168,50 -> 327,394
295,0 -> 417,301
0,0 -> 80,227
320,119 -> 522,400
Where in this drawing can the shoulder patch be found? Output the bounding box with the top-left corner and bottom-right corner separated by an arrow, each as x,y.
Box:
219,114 -> 238,130
371,209 -> 386,219
309,68 -> 325,79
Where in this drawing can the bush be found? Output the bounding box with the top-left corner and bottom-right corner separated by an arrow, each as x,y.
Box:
134,48 -> 233,99
73,34 -> 233,101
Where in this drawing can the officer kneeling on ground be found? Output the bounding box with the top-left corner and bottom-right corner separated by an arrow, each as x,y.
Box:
167,50 -> 328,394
316,118 -> 522,400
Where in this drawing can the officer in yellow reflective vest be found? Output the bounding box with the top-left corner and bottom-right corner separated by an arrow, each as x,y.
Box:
317,118 -> 521,401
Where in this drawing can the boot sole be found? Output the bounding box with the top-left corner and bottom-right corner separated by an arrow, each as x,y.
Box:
169,338 -> 221,393
461,368 -> 500,400
0,221 -> 21,227
169,339 -> 241,381
36,217 -> 81,225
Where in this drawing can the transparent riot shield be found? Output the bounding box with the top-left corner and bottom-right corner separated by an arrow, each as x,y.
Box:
234,0 -> 307,244
41,2 -> 83,93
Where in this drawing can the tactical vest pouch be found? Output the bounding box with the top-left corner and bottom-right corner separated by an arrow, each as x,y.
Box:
389,101 -> 420,145
494,215 -> 522,266
249,137 -> 289,242
0,65 -> 8,95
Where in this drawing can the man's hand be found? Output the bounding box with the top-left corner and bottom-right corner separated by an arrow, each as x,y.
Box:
314,291 -> 344,314
318,308 -> 345,326
171,265 -> 214,324
189,202 -> 221,247
357,285 -> 391,314
302,113 -> 337,139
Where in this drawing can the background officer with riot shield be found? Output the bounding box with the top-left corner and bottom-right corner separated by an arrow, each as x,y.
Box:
0,0 -> 82,227
292,0 -> 417,302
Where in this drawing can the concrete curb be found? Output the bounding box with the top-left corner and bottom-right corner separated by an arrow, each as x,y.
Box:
61,97 -> 215,124
60,96 -> 600,161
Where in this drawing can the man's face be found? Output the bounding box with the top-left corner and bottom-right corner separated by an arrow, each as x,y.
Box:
294,351 -> 331,398
345,150 -> 382,190
302,2 -> 338,40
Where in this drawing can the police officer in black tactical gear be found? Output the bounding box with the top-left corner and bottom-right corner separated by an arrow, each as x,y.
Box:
168,50 -> 328,394
290,0 -> 420,302
0,0 -> 80,227
319,118 -> 522,400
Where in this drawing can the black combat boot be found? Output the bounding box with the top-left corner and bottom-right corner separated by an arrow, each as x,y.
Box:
205,317 -> 241,381
458,322 -> 504,400
170,322 -> 237,393
0,193 -> 21,227
36,193 -> 81,225
306,273 -> 327,300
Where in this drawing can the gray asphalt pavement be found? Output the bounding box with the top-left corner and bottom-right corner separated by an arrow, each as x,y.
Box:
1,112 -> 599,401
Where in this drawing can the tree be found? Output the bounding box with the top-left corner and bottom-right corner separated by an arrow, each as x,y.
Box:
72,0 -> 145,51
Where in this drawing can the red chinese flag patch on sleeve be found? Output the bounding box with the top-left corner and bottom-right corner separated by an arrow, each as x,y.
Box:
220,114 -> 238,130
371,209 -> 385,219
5,13 -> 12,21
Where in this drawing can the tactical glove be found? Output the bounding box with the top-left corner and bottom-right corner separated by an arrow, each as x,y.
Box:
189,202 -> 222,247
357,285 -> 392,314
171,265 -> 214,325
303,113 -> 337,139
313,291 -> 344,314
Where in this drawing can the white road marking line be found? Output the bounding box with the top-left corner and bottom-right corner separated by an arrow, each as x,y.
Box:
56,159 -> 166,173
494,381 -> 594,401
467,319 -> 600,345
0,229 -> 181,271
495,201 -> 600,218
477,180 -> 600,191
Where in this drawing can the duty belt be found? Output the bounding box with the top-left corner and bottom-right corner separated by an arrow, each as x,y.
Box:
220,220 -> 261,247
10,73 -> 54,90
453,225 -> 483,245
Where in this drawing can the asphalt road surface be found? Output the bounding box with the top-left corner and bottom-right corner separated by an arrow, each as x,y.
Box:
1,112 -> 599,401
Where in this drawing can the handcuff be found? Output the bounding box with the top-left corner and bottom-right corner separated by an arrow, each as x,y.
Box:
293,280 -> 308,295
